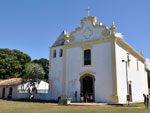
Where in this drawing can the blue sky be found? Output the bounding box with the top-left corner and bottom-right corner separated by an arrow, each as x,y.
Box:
0,0 -> 150,60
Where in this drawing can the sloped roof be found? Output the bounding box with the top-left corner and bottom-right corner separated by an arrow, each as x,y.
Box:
0,78 -> 22,87
52,30 -> 68,47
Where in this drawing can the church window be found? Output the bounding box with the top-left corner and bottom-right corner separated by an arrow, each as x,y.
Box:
53,50 -> 56,58
60,49 -> 63,57
84,49 -> 91,65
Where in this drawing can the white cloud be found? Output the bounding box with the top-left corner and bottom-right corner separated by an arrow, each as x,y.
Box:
115,32 -> 123,39
145,58 -> 150,70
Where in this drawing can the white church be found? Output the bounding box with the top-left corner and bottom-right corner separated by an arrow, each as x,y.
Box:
49,16 -> 148,104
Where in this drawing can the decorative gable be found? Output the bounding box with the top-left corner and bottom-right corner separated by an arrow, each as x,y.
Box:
65,16 -> 111,45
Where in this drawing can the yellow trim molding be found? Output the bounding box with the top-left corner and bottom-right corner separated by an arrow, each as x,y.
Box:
82,45 -> 93,50
137,59 -> 139,71
80,71 -> 95,77
127,53 -> 130,67
111,96 -> 120,104
49,47 -> 52,72
66,37 -> 115,48
116,38 -> 145,63
140,51 -> 144,57
144,64 -> 147,71
102,28 -> 111,36
62,46 -> 67,98
51,38 -> 146,65
111,40 -> 119,103
51,37 -> 145,63
110,21 -> 117,33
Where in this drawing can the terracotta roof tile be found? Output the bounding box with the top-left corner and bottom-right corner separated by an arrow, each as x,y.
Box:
0,78 -> 22,87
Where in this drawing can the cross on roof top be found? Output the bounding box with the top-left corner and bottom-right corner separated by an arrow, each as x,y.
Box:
85,7 -> 91,16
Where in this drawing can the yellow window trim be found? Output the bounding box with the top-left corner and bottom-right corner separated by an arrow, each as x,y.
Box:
49,47 -> 52,72
82,46 -> 92,67
80,71 -> 95,77
62,46 -> 67,98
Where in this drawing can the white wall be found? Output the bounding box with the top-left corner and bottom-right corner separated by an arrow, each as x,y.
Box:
65,42 -> 113,103
0,86 -> 29,99
36,81 -> 49,90
34,93 -> 49,100
115,43 -> 148,103
49,47 -> 63,100
0,81 -> 49,100
34,81 -> 49,100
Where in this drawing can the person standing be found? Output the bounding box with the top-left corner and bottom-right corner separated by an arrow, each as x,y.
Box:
143,94 -> 146,105
75,91 -> 77,102
80,92 -> 84,102
85,93 -> 88,102
146,95 -> 149,108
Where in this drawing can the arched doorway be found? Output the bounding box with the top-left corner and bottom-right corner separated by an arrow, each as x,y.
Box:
80,74 -> 95,102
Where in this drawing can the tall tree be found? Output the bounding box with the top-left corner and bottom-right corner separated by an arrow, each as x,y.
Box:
32,58 -> 49,81
0,48 -> 31,79
22,62 -> 44,99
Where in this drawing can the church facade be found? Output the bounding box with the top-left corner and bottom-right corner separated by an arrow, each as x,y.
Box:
49,16 -> 148,104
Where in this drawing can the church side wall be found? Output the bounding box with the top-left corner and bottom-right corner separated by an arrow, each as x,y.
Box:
49,47 -> 63,100
65,42 -> 113,103
115,43 -> 148,104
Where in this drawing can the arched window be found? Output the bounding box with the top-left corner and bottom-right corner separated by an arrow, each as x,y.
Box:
84,49 -> 91,65
60,49 -> 63,57
53,50 -> 56,58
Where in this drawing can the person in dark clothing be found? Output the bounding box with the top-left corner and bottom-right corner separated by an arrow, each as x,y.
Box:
75,91 -> 77,102
146,95 -> 149,108
57,96 -> 61,103
85,93 -> 88,102
143,94 -> 146,105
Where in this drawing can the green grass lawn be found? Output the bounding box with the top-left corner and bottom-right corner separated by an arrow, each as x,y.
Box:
128,102 -> 145,107
0,100 -> 150,113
